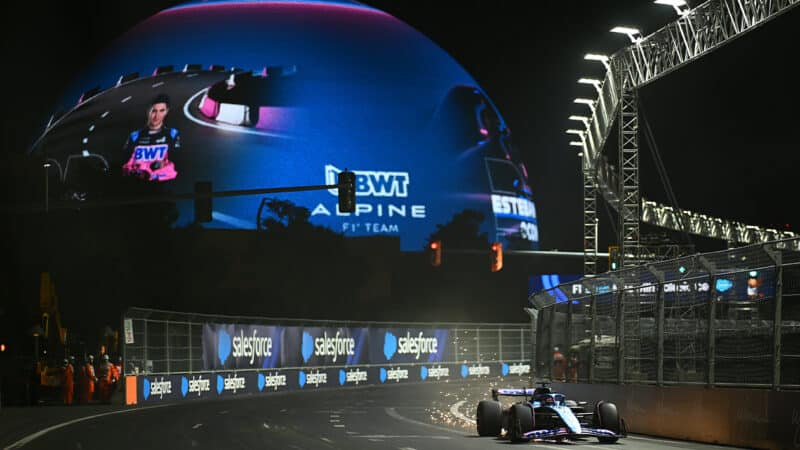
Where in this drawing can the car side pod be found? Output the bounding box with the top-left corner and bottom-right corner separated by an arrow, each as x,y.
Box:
508,403 -> 535,443
476,400 -> 503,436
594,401 -> 622,444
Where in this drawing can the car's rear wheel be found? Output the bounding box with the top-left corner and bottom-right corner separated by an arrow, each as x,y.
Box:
508,403 -> 534,443
476,400 -> 502,436
594,401 -> 620,444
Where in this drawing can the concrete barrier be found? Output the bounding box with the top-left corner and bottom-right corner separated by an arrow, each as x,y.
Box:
553,382 -> 800,449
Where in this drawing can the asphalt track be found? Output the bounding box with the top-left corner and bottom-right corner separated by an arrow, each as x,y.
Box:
1,380 -> 746,450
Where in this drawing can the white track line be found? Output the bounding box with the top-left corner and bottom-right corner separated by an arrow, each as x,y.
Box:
192,423 -> 203,429
449,400 -> 475,424
4,404 -> 172,449
384,408 -> 465,436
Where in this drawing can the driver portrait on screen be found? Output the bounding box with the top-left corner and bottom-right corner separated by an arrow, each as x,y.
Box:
121,93 -> 180,182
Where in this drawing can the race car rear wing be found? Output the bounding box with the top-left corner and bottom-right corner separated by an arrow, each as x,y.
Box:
491,388 -> 536,400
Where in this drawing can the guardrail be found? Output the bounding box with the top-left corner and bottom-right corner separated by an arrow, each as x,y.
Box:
121,308 -> 532,404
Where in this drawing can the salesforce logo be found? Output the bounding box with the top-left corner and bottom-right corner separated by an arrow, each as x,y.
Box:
258,372 -> 287,391
716,278 -> 734,292
305,330 -> 355,363
217,374 -> 246,394
298,370 -> 327,388
383,332 -> 397,360
338,368 -> 368,386
421,365 -> 449,380
182,375 -> 211,397
461,364 -> 490,378
230,329 -> 273,365
384,331 -> 438,361
301,332 -> 314,363
143,376 -> 172,400
218,329 -> 232,365
379,367 -> 408,383
509,363 -> 530,376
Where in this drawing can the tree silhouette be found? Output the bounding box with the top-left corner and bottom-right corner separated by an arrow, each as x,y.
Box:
426,209 -> 488,250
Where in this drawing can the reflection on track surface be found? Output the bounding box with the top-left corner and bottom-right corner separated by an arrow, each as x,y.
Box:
5,380 -> 747,450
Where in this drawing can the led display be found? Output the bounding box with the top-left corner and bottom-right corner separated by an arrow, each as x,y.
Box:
31,0 -> 539,251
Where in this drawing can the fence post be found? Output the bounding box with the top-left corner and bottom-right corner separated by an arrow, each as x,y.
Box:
699,256 -> 716,387
610,276 -> 625,384
188,322 -> 193,374
454,328 -> 459,362
647,265 -> 665,386
524,307 -> 538,383
565,297 -> 573,366
547,304 -> 557,381
165,321 -> 170,375
476,328 -> 481,362
143,320 -> 148,375
764,245 -> 783,389
589,290 -> 597,383
498,329 -> 503,362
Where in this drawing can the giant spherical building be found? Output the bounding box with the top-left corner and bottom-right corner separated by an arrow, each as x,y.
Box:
33,0 -> 539,251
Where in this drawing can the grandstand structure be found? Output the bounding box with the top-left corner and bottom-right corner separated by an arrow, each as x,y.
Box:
577,0 -> 799,275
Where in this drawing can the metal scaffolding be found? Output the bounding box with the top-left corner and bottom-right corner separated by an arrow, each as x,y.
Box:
581,0 -> 799,274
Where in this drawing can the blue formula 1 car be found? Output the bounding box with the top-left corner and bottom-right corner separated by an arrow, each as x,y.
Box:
476,383 -> 626,443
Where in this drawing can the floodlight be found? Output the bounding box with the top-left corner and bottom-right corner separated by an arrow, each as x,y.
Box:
655,0 -> 690,16
584,54 -> 609,63
566,129 -> 585,136
569,141 -> 584,147
584,53 -> 610,70
573,98 -> 596,111
611,26 -> 643,43
569,115 -> 590,127
578,78 -> 602,87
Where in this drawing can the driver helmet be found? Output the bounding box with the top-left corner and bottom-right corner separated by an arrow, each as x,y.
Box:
103,354 -> 109,361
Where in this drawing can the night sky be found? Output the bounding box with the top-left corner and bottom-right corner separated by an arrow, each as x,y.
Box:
2,0 -> 798,251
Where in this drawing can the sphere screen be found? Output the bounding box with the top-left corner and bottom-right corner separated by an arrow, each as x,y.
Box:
32,0 -> 539,251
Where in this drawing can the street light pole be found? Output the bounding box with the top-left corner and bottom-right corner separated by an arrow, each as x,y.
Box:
43,162 -> 50,213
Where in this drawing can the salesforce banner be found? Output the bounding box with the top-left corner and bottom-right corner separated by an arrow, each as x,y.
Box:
134,361 -> 533,403
287,326 -> 370,367
202,324 -> 283,370
372,328 -> 449,364
202,324 -> 451,370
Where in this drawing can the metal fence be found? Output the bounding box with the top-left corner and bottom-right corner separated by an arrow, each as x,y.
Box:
528,238 -> 800,389
121,308 -> 530,376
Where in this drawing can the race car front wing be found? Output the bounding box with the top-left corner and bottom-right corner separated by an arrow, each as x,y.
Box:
522,426 -> 622,440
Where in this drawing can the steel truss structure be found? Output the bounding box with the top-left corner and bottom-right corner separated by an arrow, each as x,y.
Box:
581,0 -> 798,274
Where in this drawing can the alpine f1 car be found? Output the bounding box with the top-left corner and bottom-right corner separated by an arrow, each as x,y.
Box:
476,383 -> 626,443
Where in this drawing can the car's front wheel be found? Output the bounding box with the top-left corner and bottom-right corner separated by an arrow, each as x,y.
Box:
594,401 -> 621,444
508,403 -> 534,443
476,400 -> 502,436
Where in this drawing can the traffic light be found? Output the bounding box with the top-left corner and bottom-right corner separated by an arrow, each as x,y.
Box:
429,240 -> 442,267
42,313 -> 50,338
490,242 -> 503,272
609,245 -> 620,271
338,170 -> 356,213
194,181 -> 212,223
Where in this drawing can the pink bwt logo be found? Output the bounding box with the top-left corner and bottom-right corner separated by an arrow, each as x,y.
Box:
133,145 -> 168,162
